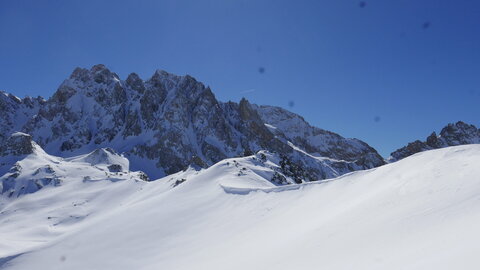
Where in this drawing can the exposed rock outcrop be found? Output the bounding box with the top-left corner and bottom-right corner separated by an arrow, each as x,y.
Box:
0,132 -> 36,157
390,121 -> 480,161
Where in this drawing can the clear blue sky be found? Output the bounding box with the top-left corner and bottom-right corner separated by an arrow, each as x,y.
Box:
1,0 -> 479,157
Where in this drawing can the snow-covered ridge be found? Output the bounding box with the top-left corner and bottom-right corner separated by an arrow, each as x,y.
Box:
0,133 -> 148,198
1,144 -> 479,269
68,148 -> 130,172
253,104 -> 380,163
0,64 -> 384,181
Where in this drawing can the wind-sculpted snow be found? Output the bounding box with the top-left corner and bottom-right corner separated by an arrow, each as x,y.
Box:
1,145 -> 479,269
0,64 -> 384,181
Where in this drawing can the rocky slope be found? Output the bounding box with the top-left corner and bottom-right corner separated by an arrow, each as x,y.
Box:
0,64 -> 384,181
389,121 -> 480,161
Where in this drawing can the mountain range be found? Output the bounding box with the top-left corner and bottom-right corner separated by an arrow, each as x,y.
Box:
1,65 -> 479,193
1,65 -> 480,269
1,64 -> 386,183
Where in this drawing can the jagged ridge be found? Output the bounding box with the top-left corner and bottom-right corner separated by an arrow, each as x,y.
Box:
0,64 -> 384,181
389,121 -> 480,161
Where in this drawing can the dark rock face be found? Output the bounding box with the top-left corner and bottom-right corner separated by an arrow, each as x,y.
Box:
107,164 -> 123,173
0,92 -> 44,144
0,65 -> 385,181
0,133 -> 36,157
390,121 -> 480,161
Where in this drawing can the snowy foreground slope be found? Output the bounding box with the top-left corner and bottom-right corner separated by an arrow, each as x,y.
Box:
1,145 -> 480,269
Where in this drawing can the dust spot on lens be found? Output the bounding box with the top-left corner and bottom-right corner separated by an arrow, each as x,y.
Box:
60,255 -> 66,262
422,21 -> 431,29
258,67 -> 265,74
359,1 -> 366,8
288,101 -> 295,108
374,116 -> 381,123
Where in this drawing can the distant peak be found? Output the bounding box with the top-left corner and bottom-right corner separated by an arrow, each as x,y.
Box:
126,72 -> 145,93
390,121 -> 480,161
150,69 -> 182,82
90,64 -> 109,73
440,121 -> 478,136
153,69 -> 169,76
127,72 -> 142,81
239,97 -> 250,106
69,64 -> 119,83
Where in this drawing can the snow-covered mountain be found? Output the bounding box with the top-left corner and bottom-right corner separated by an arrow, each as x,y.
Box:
389,121 -> 480,161
0,64 -> 384,181
1,144 -> 479,269
0,133 -> 148,197
1,64 -> 479,269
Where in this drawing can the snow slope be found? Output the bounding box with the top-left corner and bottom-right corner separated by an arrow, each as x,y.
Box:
1,145 -> 480,269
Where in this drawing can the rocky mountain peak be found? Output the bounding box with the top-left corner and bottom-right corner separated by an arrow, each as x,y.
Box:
239,98 -> 259,122
126,72 -> 145,93
148,69 -> 180,88
68,64 -> 119,85
70,67 -> 89,81
90,63 -> 108,72
390,121 -> 480,161
91,64 -> 120,84
439,121 -> 480,144
425,132 -> 439,148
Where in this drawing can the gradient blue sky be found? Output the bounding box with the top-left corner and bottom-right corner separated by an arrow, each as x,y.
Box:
1,0 -> 479,156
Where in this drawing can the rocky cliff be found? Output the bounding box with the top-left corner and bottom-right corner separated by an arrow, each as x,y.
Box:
389,121 -> 480,161
0,64 -> 385,181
